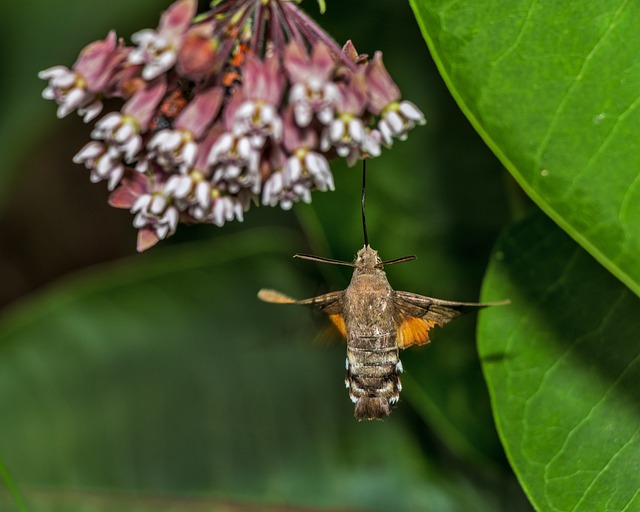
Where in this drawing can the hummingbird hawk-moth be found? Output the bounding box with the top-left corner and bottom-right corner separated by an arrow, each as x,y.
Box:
258,164 -> 505,421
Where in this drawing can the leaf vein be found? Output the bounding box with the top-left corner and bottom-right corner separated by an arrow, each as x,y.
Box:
571,426 -> 640,512
490,0 -> 538,68
534,0 -> 630,171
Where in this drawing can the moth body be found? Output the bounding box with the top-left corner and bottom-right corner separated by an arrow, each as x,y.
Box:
343,248 -> 401,419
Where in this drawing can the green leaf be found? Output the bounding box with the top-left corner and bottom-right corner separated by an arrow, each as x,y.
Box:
478,213 -> 640,511
410,0 -> 640,297
0,229 -> 504,512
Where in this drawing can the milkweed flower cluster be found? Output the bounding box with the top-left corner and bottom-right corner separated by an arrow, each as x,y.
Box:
39,0 -> 425,251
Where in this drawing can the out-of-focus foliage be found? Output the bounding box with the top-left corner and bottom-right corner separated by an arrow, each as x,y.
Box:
0,1 -> 531,511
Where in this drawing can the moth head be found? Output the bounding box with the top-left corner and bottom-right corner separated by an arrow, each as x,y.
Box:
354,245 -> 383,269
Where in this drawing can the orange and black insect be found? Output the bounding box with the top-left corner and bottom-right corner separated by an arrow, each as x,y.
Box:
222,42 -> 251,88
149,85 -> 191,133
259,162 -> 507,421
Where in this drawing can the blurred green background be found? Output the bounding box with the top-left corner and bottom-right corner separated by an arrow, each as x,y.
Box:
0,1 -> 531,510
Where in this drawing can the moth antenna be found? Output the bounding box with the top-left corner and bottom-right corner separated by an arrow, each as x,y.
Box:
362,159 -> 369,247
294,254 -> 355,267
378,255 -> 418,268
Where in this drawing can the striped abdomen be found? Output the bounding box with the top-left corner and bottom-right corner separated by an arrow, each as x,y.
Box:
345,332 -> 403,420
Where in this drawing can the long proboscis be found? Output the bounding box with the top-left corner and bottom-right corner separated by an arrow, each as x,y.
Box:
293,253 -> 355,267
362,159 -> 369,247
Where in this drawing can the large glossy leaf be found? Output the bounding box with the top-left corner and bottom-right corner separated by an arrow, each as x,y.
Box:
477,213 -> 640,511
410,0 -> 640,297
0,229 -> 508,512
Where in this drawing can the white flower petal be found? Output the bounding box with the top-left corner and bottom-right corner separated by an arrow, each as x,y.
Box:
96,112 -> 122,133
155,223 -> 170,240
58,89 -> 85,117
42,87 -> 56,100
73,142 -> 104,163
107,164 -> 124,190
237,137 -> 252,159
286,157 -> 302,183
136,159 -> 150,173
249,133 -> 266,149
301,189 -> 312,204
123,137 -> 142,162
182,141 -> 198,169
379,120 -> 393,147
364,130 -> 381,157
294,103 -> 312,127
271,117 -> 283,141
305,152 -> 327,176
329,120 -> 345,142
324,83 -> 341,102
89,170 -> 101,184
155,51 -> 177,72
348,119 -> 364,143
142,62 -> 164,81
260,104 -> 277,125
386,110 -> 404,134
96,154 -> 115,177
233,200 -> 244,222
226,164 -> 241,178
164,176 -> 180,196
163,130 -> 184,151
336,145 -> 350,158
236,101 -> 256,120
196,182 -> 211,208
133,212 -> 148,228
317,107 -> 334,125
132,195 -> 151,214
38,66 -> 67,80
175,176 -> 192,198
209,133 -> 233,162
114,123 -> 134,144
55,72 -> 77,89
164,206 -> 179,232
398,101 -> 425,124
79,100 -> 103,122
131,29 -> 155,45
150,195 -> 167,215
